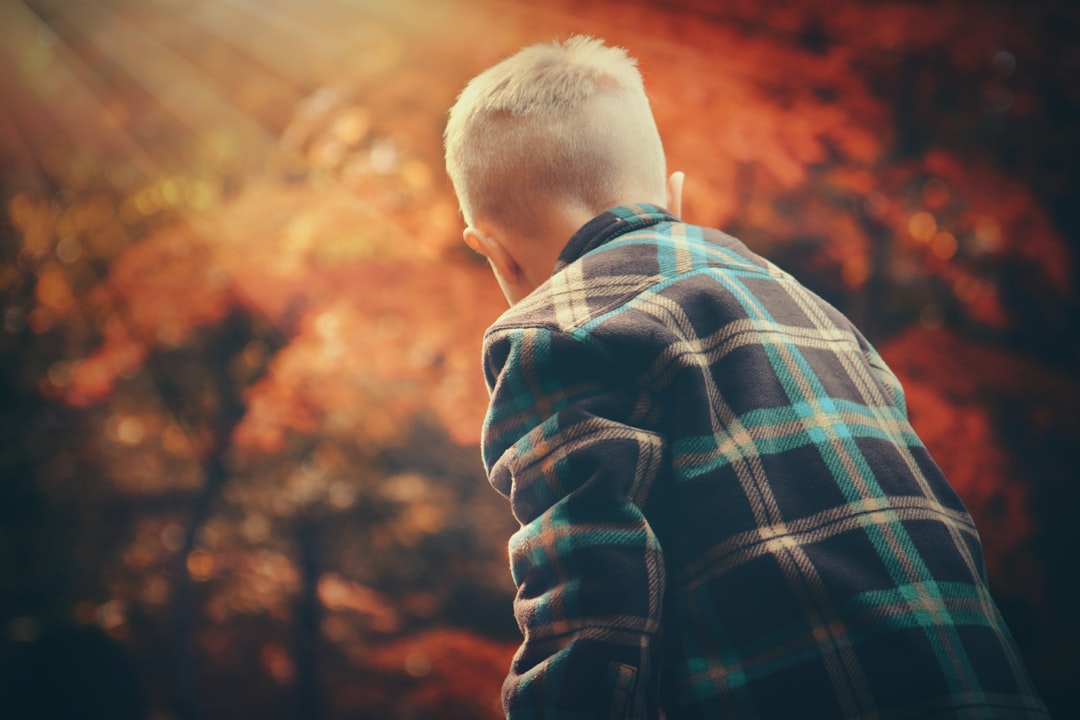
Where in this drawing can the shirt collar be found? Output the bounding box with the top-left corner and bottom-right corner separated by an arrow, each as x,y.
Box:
553,203 -> 678,273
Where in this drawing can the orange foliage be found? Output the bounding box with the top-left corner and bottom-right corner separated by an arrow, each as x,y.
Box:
56,0 -> 1072,449
62,175 -> 501,445
4,0 -> 1077,716
369,629 -> 516,720
880,326 -> 1079,589
233,253 -> 499,452
64,223 -> 232,405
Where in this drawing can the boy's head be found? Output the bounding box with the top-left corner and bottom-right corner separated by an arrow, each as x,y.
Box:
445,36 -> 681,304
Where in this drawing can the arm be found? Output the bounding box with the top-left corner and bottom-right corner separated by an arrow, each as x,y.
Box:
482,325 -> 667,719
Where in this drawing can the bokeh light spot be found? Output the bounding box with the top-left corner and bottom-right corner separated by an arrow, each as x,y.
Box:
404,651 -> 433,678
260,642 -> 295,685
56,236 -> 82,264
116,415 -> 147,445
921,177 -> 950,210
908,211 -> 937,241
47,360 -> 74,389
187,549 -> 215,581
27,307 -> 55,334
973,216 -> 1002,252
843,258 -> 871,286
161,424 -> 191,455
931,231 -> 959,260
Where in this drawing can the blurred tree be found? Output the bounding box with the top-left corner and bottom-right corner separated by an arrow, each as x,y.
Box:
1,0 -> 1077,718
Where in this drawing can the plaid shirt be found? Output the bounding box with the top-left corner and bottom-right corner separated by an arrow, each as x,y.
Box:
480,204 -> 1047,719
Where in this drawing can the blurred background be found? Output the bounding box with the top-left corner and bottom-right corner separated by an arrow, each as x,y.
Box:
0,0 -> 1077,718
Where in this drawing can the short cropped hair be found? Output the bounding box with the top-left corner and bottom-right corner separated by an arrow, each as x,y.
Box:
444,35 -> 667,236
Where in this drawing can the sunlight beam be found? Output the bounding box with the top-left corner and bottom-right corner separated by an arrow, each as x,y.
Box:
0,0 -> 160,190
32,0 -> 277,170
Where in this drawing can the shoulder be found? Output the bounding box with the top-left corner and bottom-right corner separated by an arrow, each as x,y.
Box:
481,221 -> 811,391
491,221 -> 777,336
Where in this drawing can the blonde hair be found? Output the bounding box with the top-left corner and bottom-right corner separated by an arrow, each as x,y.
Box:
444,35 -> 667,235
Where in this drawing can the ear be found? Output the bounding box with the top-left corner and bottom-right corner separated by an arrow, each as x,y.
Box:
666,170 -> 685,219
463,227 -> 523,285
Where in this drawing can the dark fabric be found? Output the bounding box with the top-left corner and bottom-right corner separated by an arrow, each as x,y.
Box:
481,204 -> 1048,719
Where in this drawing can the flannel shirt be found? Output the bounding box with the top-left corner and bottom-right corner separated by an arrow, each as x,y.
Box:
480,204 -> 1047,719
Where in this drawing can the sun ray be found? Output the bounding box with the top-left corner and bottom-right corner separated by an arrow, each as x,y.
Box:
121,0 -> 329,91
0,100 -> 51,194
30,0 -> 277,170
0,1 -> 164,192
222,0 -> 407,82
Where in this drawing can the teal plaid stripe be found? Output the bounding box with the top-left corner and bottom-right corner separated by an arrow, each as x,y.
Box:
481,205 -> 1047,718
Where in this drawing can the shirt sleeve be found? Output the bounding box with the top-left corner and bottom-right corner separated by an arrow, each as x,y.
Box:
481,324 -> 667,720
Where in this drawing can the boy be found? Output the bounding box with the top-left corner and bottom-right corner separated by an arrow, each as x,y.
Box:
444,35 -> 1047,719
